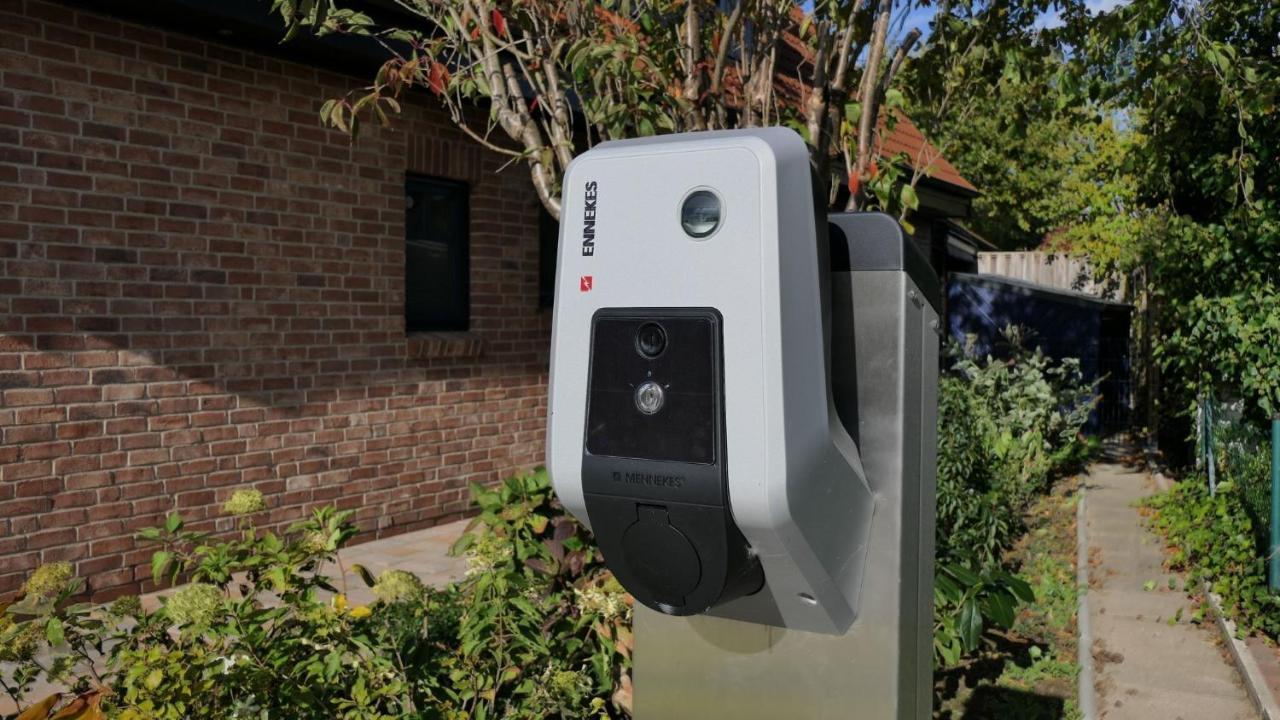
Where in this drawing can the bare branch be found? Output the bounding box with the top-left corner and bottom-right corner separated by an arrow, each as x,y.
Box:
852,0 -> 893,209
881,28 -> 922,95
709,0 -> 744,127
682,0 -> 705,130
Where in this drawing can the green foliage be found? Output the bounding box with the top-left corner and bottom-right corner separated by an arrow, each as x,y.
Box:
436,471 -> 630,720
1,472 -> 628,720
937,328 -> 1097,568
901,0 -> 1120,249
1143,479 -> 1280,640
1206,402 -> 1274,545
1049,0 -> 1280,420
933,561 -> 1034,668
1068,207 -> 1280,421
932,328 -> 1096,668
3,339 -> 1098,712
934,481 -> 1084,719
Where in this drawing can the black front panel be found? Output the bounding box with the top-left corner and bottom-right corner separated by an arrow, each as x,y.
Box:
581,308 -> 762,615
585,314 -> 718,464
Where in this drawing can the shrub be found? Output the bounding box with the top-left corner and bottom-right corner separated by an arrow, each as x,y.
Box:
937,328 -> 1097,568
932,328 -> 1097,667
0,471 -> 629,720
2,326 -> 1096,712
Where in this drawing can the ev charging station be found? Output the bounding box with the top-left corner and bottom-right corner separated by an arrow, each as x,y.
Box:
547,128 -> 939,719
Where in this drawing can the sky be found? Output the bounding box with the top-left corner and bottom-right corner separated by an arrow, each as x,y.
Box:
1036,0 -> 1128,29
885,0 -> 1130,48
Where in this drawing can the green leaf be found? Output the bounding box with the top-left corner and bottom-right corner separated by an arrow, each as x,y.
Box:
352,564 -> 376,588
958,598 -> 983,650
900,184 -> 919,212
45,617 -> 64,647
152,551 -> 172,585
982,591 -> 1015,628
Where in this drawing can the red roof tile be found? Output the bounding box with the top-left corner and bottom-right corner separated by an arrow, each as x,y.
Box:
876,111 -> 976,193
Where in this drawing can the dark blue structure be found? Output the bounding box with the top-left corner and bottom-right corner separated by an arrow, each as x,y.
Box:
946,272 -> 1133,435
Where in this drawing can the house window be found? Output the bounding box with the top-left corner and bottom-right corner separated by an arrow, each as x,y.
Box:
538,207 -> 558,308
405,175 -> 469,332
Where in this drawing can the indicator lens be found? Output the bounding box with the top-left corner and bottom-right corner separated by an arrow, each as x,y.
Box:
635,380 -> 665,415
680,190 -> 722,238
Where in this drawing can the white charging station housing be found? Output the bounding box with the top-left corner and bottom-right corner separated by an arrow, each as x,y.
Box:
546,128 -> 874,634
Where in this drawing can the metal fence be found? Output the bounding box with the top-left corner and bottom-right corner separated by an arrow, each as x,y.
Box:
1198,396 -> 1280,591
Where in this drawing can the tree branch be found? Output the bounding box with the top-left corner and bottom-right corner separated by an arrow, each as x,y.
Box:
852,0 -> 893,209
881,28 -> 922,95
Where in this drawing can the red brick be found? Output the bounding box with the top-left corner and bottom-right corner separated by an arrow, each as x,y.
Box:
0,2 -> 548,601
27,529 -> 77,550
56,421 -> 104,440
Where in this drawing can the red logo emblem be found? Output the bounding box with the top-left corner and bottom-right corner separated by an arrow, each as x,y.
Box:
580,275 -> 593,292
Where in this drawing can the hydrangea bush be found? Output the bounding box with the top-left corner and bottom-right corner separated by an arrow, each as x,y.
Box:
0,471 -> 630,720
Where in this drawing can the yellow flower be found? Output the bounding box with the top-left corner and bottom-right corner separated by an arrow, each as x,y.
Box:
300,530 -> 330,556
22,562 -> 73,599
0,624 -> 41,662
332,594 -> 349,613
166,583 -> 223,627
372,569 -> 425,603
223,488 -> 266,516
348,605 -> 372,619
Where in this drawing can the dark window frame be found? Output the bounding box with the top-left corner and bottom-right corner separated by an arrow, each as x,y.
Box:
538,206 -> 559,309
404,173 -> 470,333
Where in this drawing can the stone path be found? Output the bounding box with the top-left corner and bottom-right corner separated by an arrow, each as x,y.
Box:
1085,462 -> 1255,719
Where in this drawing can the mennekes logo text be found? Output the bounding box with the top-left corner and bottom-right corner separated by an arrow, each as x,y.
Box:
582,181 -> 598,257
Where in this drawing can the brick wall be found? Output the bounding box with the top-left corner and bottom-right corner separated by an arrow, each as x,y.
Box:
0,1 -> 551,599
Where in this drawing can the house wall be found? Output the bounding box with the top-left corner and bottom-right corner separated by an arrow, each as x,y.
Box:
0,0 -> 551,599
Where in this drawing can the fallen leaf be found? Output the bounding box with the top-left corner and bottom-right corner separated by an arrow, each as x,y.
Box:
17,694 -> 61,720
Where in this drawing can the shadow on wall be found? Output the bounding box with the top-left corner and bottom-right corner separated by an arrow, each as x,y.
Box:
0,0 -> 562,601
1,266 -> 552,599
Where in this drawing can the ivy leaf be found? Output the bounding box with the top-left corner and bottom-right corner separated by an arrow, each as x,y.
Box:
900,184 -> 919,212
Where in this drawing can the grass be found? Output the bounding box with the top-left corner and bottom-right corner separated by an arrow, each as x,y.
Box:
934,478 -> 1083,720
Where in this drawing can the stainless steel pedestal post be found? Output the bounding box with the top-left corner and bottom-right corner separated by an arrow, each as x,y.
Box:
634,214 -> 940,720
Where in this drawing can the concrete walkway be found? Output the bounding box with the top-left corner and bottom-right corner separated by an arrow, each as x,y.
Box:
1085,462 -> 1255,719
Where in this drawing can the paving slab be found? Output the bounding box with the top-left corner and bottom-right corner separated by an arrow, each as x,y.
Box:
320,519 -> 470,606
1093,586 -> 1197,622
1085,462 -> 1256,720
